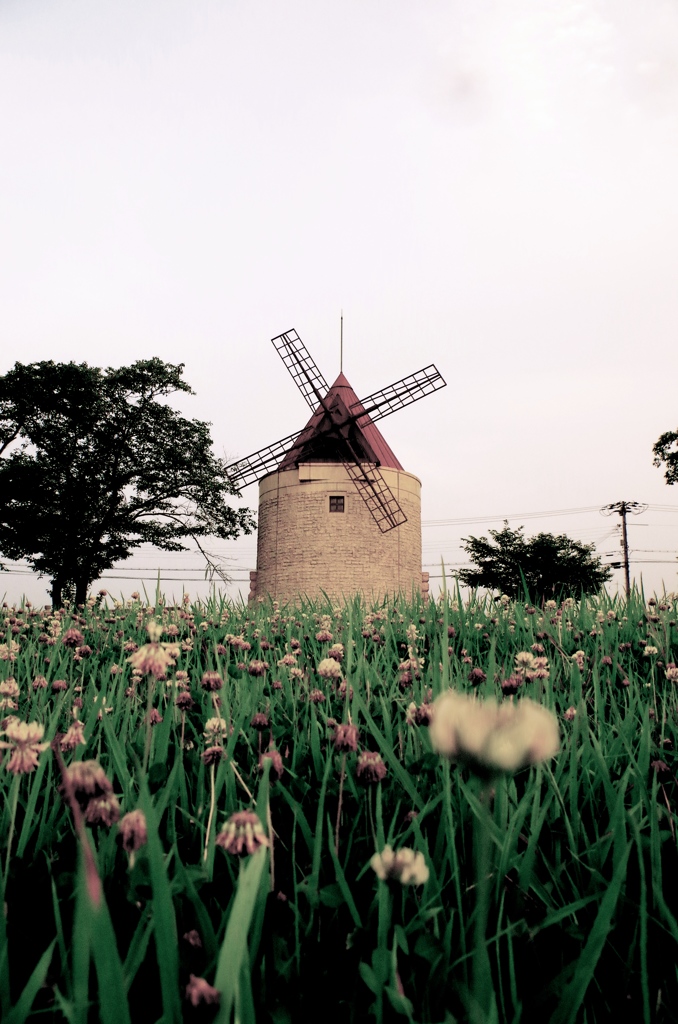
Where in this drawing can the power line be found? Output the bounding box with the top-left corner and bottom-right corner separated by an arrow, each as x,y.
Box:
422,505 -> 602,527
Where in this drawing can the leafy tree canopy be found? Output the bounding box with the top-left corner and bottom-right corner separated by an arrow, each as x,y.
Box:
0,358 -> 255,605
457,522 -> 612,602
652,430 -> 678,485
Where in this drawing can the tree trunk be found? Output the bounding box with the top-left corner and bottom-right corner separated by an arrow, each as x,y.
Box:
50,577 -> 64,609
75,577 -> 89,606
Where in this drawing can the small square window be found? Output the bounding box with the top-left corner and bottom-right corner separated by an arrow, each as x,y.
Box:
329,495 -> 345,513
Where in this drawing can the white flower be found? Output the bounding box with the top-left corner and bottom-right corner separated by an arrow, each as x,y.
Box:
370,846 -> 429,886
317,658 -> 342,680
204,717 -> 229,741
429,690 -> 559,776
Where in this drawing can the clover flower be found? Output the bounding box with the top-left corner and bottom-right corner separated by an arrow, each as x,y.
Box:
514,651 -> 537,674
126,640 -> 177,679
407,702 -> 433,726
204,716 -> 229,741
429,690 -> 559,777
185,975 -> 220,1007
216,810 -> 270,856
64,759 -> 118,825
201,745 -> 226,766
62,628 -> 84,648
247,659 -> 268,677
259,748 -> 284,779
337,681 -> 353,700
501,675 -> 522,697
119,809 -> 148,852
0,720 -> 50,774
356,751 -> 387,784
60,719 -> 86,751
317,658 -> 342,681
333,723 -> 359,752
200,671 -> 223,692
370,845 -> 429,886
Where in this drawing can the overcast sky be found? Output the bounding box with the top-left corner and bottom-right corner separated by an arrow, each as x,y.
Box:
2,0 -> 678,606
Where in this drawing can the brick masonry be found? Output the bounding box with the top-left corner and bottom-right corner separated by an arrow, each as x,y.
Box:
252,463 -> 423,603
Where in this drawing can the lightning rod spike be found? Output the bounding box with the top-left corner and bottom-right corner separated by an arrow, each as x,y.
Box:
340,310 -> 343,373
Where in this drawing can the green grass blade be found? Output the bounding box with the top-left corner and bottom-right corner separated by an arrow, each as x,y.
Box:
550,841 -> 631,1024
213,847 -> 269,1024
326,816 -> 363,928
4,939 -> 56,1024
122,913 -> 154,995
138,779 -> 183,1023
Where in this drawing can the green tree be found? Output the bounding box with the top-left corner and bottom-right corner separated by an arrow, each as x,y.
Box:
457,522 -> 612,602
652,429 -> 678,485
0,358 -> 255,606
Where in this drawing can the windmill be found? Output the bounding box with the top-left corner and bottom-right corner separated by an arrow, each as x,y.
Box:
227,329 -> 446,603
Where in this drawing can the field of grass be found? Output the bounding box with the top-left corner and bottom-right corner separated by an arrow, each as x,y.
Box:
1,587 -> 677,1024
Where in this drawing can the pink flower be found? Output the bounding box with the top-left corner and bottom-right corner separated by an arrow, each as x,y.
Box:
200,671 -> 223,692
247,660 -> 268,677
259,749 -> 284,779
62,628 -> 84,648
201,745 -> 226,766
119,809 -> 148,852
60,720 -> 86,751
0,720 -> 50,774
333,723 -> 359,752
185,974 -> 220,1007
127,644 -> 177,679
216,810 -> 269,856
356,751 -> 387,784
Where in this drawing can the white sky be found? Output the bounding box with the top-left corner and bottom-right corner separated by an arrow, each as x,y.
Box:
2,0 -> 678,605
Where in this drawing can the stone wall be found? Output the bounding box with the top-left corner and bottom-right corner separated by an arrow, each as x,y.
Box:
252,463 -> 422,603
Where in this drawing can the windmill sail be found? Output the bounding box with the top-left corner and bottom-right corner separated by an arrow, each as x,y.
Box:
341,457 -> 408,532
226,429 -> 304,488
271,329 -> 330,410
355,365 -> 446,424
228,330 -> 445,536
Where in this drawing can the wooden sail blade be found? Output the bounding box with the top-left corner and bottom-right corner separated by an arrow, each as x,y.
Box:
225,429 -> 304,488
271,329 -> 330,410
341,457 -> 408,533
354,365 -> 446,424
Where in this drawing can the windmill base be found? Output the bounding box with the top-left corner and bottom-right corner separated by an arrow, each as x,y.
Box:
249,464 -> 425,604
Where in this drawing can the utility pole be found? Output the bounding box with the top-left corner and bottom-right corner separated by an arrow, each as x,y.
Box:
600,501 -> 647,597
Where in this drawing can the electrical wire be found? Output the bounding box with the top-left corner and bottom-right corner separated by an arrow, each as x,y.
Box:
422,505 -> 602,527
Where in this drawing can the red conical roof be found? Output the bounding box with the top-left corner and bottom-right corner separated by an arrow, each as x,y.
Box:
278,372 -> 403,471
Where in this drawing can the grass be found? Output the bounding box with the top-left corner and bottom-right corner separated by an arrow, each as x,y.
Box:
0,586 -> 677,1023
